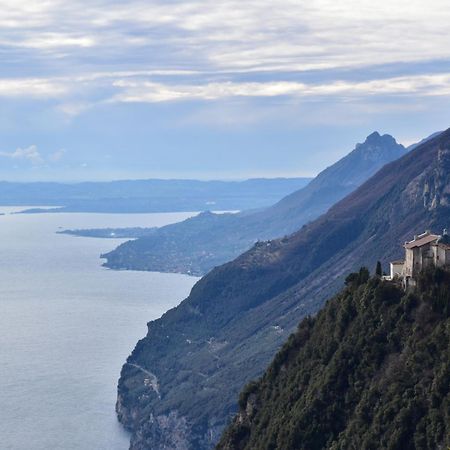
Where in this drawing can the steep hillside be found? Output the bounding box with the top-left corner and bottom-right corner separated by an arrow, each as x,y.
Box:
104,132 -> 405,275
117,129 -> 450,450
218,268 -> 450,450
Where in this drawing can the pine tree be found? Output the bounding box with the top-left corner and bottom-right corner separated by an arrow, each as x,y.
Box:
376,261 -> 382,278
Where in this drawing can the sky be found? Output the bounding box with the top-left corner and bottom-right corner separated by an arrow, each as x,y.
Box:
1,0 -> 450,181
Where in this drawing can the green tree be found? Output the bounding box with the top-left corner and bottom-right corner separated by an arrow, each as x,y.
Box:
375,261 -> 383,278
218,267 -> 450,450
359,266 -> 370,284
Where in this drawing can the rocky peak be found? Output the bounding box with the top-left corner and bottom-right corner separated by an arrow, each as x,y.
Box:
312,131 -> 405,189
354,131 -> 404,162
365,130 -> 397,143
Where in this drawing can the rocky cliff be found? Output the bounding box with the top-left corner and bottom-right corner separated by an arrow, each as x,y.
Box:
117,129 -> 450,449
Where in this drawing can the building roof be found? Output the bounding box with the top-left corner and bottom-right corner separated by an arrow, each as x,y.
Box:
404,234 -> 440,249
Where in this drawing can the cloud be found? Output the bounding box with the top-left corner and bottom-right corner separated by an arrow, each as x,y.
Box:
110,73 -> 450,104
19,33 -> 95,49
0,145 -> 44,165
56,101 -> 93,117
48,149 -> 66,162
0,146 -> 67,165
0,78 -> 67,98
0,1 -> 450,81
1,69 -> 449,116
0,0 -> 449,123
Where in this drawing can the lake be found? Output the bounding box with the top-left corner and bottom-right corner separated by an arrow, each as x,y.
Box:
0,208 -> 199,450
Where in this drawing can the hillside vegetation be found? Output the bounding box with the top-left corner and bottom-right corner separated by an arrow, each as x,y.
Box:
116,129 -> 450,449
218,268 -> 450,450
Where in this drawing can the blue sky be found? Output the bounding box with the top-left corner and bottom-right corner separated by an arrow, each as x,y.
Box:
1,0 -> 450,181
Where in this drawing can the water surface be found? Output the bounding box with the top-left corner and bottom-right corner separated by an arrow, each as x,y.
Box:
0,208 -> 198,450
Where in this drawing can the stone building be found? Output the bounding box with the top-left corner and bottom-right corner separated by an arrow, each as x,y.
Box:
389,229 -> 450,288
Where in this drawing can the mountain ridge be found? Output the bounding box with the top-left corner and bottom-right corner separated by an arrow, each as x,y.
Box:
117,128 -> 450,450
104,132 -> 406,275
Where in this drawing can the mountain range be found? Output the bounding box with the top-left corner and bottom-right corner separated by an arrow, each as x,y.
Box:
0,178 -> 310,213
115,128 -> 450,450
103,132 -> 406,275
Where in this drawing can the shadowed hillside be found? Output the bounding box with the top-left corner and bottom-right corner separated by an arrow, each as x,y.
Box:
117,129 -> 450,450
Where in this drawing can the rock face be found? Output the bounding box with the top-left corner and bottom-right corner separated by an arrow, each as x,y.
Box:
104,133 -> 406,276
117,129 -> 450,450
218,269 -> 450,450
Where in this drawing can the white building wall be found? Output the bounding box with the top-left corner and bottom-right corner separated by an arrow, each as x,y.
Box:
405,249 -> 414,277
390,262 -> 404,279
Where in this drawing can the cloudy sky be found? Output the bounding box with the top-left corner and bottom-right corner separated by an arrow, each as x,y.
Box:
1,0 -> 450,181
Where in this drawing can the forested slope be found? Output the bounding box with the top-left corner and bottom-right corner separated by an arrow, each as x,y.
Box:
218,268 -> 450,450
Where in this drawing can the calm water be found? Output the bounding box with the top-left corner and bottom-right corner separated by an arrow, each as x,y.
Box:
0,208 -> 199,450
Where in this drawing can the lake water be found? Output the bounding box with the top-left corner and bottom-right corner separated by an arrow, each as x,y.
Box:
0,208 -> 199,450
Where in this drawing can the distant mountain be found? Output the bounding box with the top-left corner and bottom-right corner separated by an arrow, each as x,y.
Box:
116,129 -> 450,450
218,269 -> 450,450
0,178 -> 311,213
104,132 -> 406,275
407,130 -> 443,151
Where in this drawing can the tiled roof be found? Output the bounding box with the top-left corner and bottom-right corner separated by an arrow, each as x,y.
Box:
404,234 -> 440,249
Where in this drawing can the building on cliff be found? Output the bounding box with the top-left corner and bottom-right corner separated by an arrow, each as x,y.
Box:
388,229 -> 450,288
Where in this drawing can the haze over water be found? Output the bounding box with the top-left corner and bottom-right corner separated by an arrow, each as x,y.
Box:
0,208 -> 198,450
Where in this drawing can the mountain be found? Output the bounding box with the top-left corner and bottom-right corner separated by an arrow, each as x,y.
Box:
116,129 -> 450,450
0,178 -> 311,213
104,132 -> 406,275
218,268 -> 450,450
407,131 -> 443,151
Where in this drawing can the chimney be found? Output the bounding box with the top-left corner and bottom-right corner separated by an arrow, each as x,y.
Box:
444,228 -> 448,236
414,235 -> 418,240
